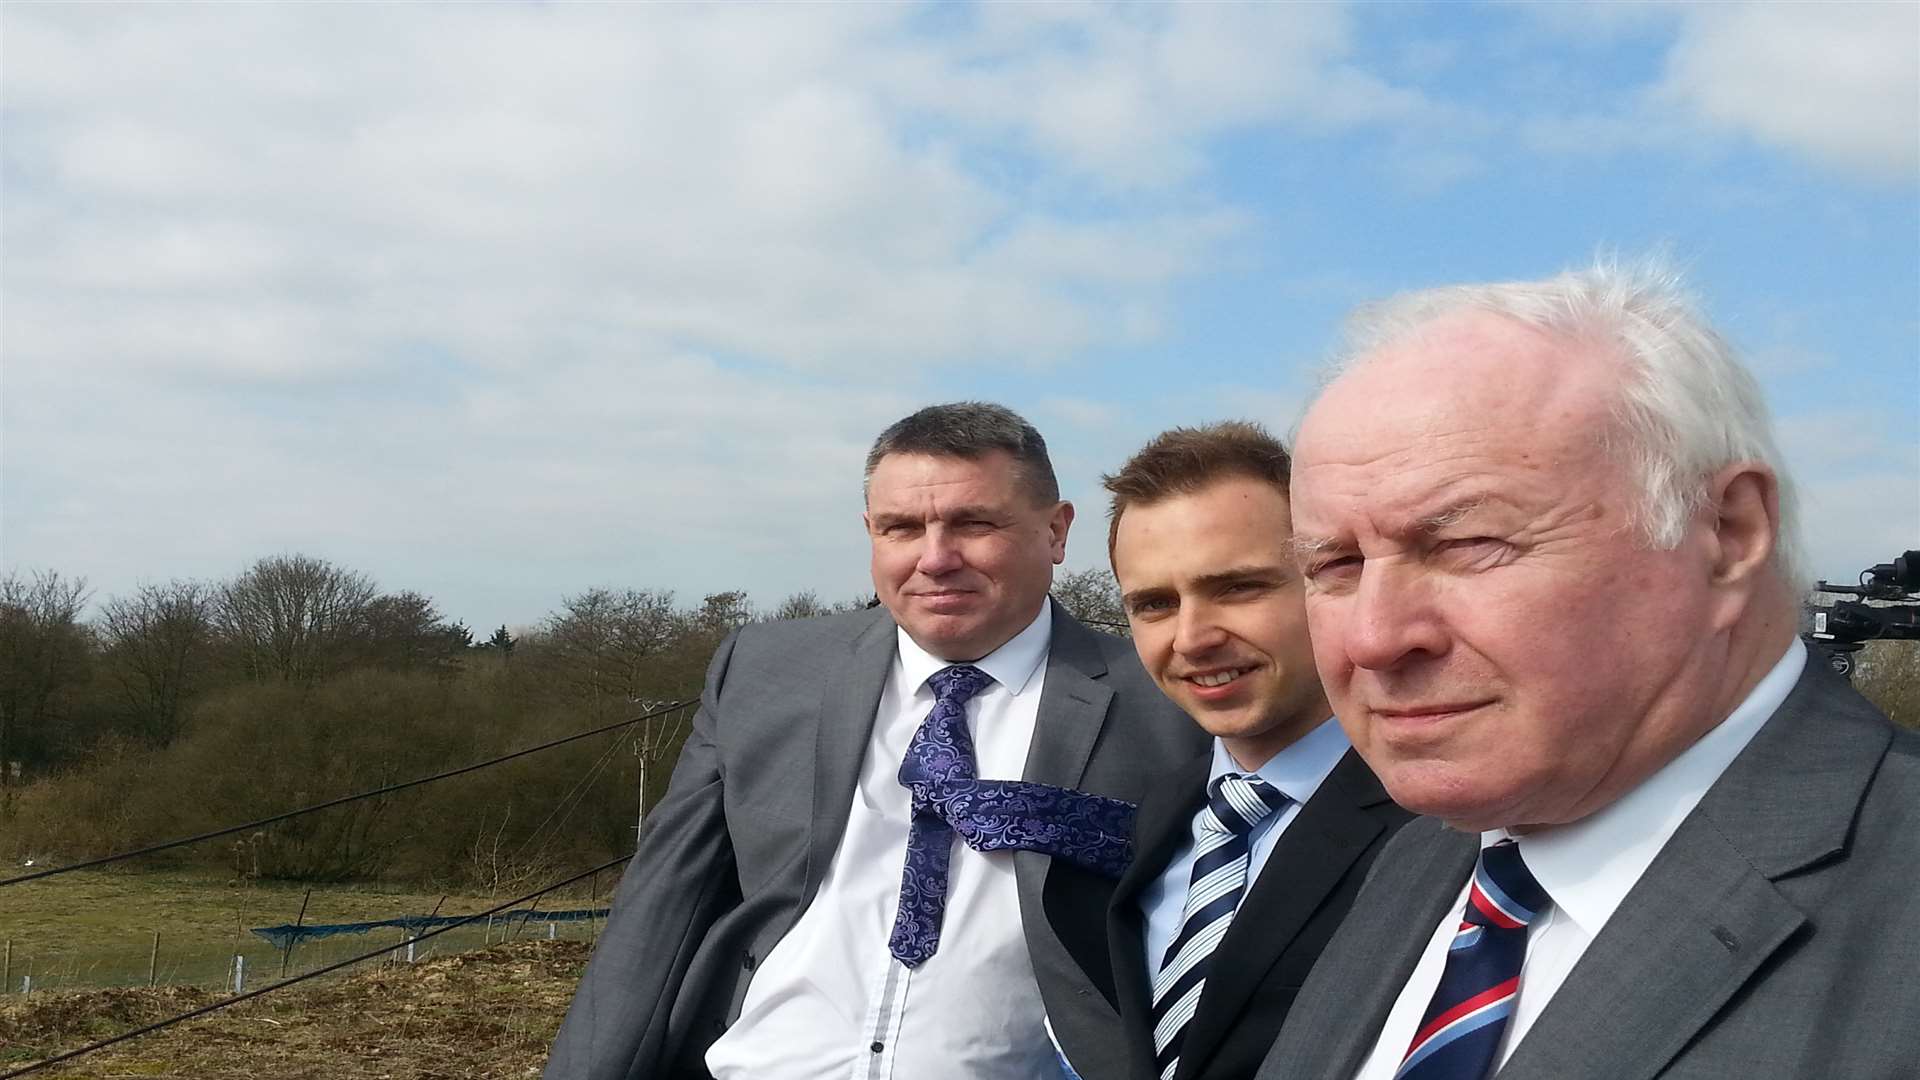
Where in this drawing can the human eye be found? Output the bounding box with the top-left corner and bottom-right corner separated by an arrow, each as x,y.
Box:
1125,595 -> 1175,619
1303,554 -> 1362,591
1434,536 -> 1511,568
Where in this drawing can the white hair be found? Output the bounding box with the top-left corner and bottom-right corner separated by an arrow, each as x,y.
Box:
1326,258 -> 1808,591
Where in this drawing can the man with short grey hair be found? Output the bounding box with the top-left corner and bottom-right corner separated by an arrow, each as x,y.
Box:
548,401 -> 1202,1080
1256,264 -> 1920,1079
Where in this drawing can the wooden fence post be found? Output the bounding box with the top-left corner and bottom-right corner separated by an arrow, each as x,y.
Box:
148,930 -> 161,987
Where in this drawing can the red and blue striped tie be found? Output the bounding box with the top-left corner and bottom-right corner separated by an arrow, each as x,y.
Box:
1394,839 -> 1550,1080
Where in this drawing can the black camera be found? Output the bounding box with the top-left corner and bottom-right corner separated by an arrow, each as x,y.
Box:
1804,550 -> 1920,678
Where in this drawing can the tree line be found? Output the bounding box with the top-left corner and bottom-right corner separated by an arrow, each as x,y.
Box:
2,555 -> 1906,891
0,555 -> 896,889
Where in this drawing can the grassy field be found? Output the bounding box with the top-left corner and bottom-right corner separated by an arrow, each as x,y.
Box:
0,938 -> 585,1078
0,870 -> 608,994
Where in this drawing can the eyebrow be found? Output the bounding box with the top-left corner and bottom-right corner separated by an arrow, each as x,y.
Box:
1192,563 -> 1288,588
1121,564 -> 1287,607
1412,497 -> 1491,534
1289,534 -> 1340,561
1289,495 -> 1508,560
868,504 -> 1003,528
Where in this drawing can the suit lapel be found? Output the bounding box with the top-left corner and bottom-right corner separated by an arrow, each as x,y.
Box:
1501,662 -> 1889,1080
1014,605 -> 1115,924
1021,603 -> 1113,788
1261,818 -> 1479,1079
1108,751 -> 1213,1079
1175,749 -> 1394,1079
1498,823 -> 1806,1080
804,609 -> 897,900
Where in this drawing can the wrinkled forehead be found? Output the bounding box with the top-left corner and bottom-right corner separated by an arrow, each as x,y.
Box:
1302,313 -> 1621,465
1291,313 -> 1633,540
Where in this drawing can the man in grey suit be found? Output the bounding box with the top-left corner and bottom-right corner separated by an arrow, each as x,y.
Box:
1256,264 -> 1920,1080
546,401 -> 1203,1080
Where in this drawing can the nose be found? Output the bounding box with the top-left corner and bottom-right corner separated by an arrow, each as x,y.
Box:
915,526 -> 964,576
1171,601 -> 1228,658
1341,559 -> 1447,672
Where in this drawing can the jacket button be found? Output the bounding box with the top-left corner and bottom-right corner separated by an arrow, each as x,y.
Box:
743,951 -> 756,970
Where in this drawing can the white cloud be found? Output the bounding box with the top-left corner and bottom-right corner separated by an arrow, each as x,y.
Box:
3,3 -> 1441,624
1658,4 -> 1920,180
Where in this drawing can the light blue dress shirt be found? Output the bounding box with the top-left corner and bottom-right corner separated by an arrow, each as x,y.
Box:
1137,716 -> 1351,982
1049,715 -> 1351,1079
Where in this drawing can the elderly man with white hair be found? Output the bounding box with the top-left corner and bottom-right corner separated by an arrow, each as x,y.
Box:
1255,263 -> 1920,1080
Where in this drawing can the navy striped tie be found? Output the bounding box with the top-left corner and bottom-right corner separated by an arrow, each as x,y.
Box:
1394,839 -> 1551,1080
1150,773 -> 1290,1080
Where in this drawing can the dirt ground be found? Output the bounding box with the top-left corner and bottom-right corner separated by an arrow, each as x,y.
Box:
0,939 -> 587,1079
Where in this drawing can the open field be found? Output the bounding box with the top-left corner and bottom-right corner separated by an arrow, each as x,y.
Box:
0,871 -> 608,994
0,939 -> 584,1078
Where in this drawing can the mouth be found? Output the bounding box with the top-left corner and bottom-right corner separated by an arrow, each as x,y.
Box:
909,588 -> 978,610
1182,667 -> 1255,689
1371,701 -> 1492,722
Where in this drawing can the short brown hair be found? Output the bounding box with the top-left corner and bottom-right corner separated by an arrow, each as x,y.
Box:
1102,421 -> 1292,564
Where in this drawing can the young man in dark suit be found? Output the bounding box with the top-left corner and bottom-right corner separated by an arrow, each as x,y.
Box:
1047,422 -> 1411,1080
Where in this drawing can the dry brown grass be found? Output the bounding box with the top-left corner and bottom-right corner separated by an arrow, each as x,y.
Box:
0,939 -> 587,1079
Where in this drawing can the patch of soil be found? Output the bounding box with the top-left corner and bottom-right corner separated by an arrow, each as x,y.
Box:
0,940 -> 591,1079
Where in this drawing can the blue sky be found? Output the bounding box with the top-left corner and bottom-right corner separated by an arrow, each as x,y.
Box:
3,2 -> 1916,632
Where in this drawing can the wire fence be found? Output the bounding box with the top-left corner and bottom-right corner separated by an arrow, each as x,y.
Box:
1,699 -> 695,889
0,698 -> 697,1074
0,854 -> 631,1079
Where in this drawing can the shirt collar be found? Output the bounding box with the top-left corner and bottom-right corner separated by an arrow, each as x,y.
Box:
894,601 -> 1053,699
1208,714 -> 1351,805
1493,639 -> 1807,937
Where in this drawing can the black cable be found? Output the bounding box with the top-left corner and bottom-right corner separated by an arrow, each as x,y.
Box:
0,700 -> 694,888
0,853 -> 633,1079
505,718 -> 641,869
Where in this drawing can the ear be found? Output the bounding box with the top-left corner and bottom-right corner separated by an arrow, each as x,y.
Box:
1706,463 -> 1779,592
1048,501 -> 1075,564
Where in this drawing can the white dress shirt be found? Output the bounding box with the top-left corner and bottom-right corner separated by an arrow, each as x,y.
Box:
1138,716 -> 1352,980
707,605 -> 1055,1080
1351,640 -> 1807,1080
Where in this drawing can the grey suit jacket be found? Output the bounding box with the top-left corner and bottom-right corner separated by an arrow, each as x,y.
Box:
545,600 -> 1204,1080
1256,660 -> 1920,1080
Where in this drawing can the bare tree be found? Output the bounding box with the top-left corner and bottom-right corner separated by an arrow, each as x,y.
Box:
769,590 -> 870,622
772,590 -> 830,622
1052,567 -> 1128,634
214,554 -> 377,683
98,579 -> 214,746
0,570 -> 92,806
360,590 -> 470,673
544,588 -> 680,716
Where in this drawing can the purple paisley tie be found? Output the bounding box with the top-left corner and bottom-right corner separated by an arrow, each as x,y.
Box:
887,664 -> 1137,968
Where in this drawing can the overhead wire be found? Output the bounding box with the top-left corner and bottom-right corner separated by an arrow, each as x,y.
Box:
0,699 -> 694,888
504,710 -> 646,868
0,853 -> 633,1079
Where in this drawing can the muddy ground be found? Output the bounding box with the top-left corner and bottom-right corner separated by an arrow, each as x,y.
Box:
0,939 -> 587,1079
